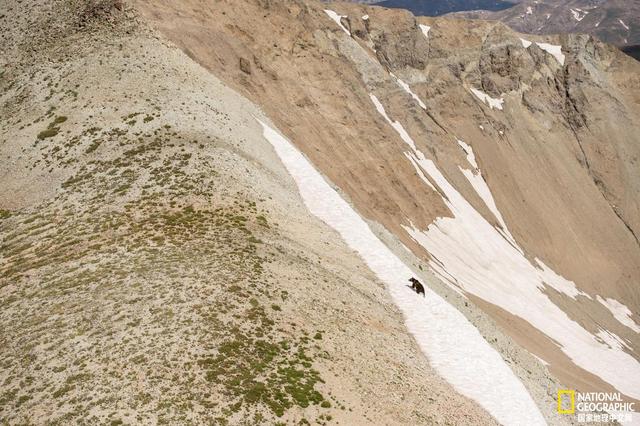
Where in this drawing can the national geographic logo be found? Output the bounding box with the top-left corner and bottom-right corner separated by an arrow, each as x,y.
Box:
557,390 -> 635,423
557,390 -> 575,414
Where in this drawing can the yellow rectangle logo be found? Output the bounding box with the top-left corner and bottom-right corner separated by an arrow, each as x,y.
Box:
558,390 -> 576,414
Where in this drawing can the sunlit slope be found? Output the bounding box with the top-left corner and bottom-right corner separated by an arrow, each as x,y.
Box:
135,0 -> 640,403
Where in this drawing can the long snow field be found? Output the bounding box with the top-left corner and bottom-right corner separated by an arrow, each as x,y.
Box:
258,118 -> 546,426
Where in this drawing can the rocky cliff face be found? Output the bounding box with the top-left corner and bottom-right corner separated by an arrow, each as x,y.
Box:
134,0 -> 640,407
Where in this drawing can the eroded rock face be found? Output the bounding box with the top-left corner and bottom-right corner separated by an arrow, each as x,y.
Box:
367,12 -> 429,71
479,44 -> 527,95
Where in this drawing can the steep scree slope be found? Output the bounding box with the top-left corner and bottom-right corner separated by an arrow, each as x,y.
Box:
134,0 -> 640,407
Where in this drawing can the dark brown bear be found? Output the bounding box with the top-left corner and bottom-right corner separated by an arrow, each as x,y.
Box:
409,277 -> 425,297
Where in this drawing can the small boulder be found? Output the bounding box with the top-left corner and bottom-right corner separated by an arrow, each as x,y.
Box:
239,57 -> 251,74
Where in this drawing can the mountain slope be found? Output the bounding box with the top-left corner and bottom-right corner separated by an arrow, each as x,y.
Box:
2,0 -> 640,424
449,0 -> 640,48
1,1 -> 523,423
134,0 -> 640,408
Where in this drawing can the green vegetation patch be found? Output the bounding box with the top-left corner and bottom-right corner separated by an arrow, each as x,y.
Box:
199,309 -> 325,417
37,115 -> 67,140
37,127 -> 60,140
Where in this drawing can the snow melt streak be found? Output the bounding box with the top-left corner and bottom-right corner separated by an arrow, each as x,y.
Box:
391,73 -> 427,110
324,9 -> 350,35
597,296 -> 640,333
258,118 -> 545,426
367,94 -> 640,399
470,87 -> 504,110
456,140 -> 519,248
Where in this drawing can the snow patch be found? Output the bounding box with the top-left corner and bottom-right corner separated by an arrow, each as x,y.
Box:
324,9 -> 350,36
570,9 -> 579,21
597,329 -> 630,351
258,115 -> 546,426
526,6 -> 533,15
597,296 -> 640,333
405,152 -> 437,192
460,165 -> 518,247
419,24 -> 431,39
370,94 -> 417,150
459,140 -> 520,248
534,259 -> 590,300
367,96 -> 640,400
521,41 -> 565,65
619,19 -> 630,30
535,42 -> 565,65
470,87 -> 504,110
456,139 -> 478,170
456,143 -> 519,248
390,73 -> 427,110
570,8 -> 587,22
362,14 -> 369,21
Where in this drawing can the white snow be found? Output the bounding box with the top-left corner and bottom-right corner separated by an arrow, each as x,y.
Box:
526,6 -> 533,15
597,329 -> 630,351
419,24 -> 431,39
521,41 -> 565,66
619,19 -> 630,30
536,43 -> 565,65
405,152 -> 437,192
534,259 -> 590,299
259,116 -> 545,426
570,9 -> 579,21
366,95 -> 640,400
362,14 -> 369,21
470,87 -> 504,110
570,8 -> 587,22
324,9 -> 350,36
456,139 -> 519,248
375,98 -> 640,398
461,166 -> 518,246
597,296 -> 640,333
390,73 -> 427,110
456,139 -> 478,169
402,176 -> 640,400
370,94 -> 417,150
520,38 -> 533,48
